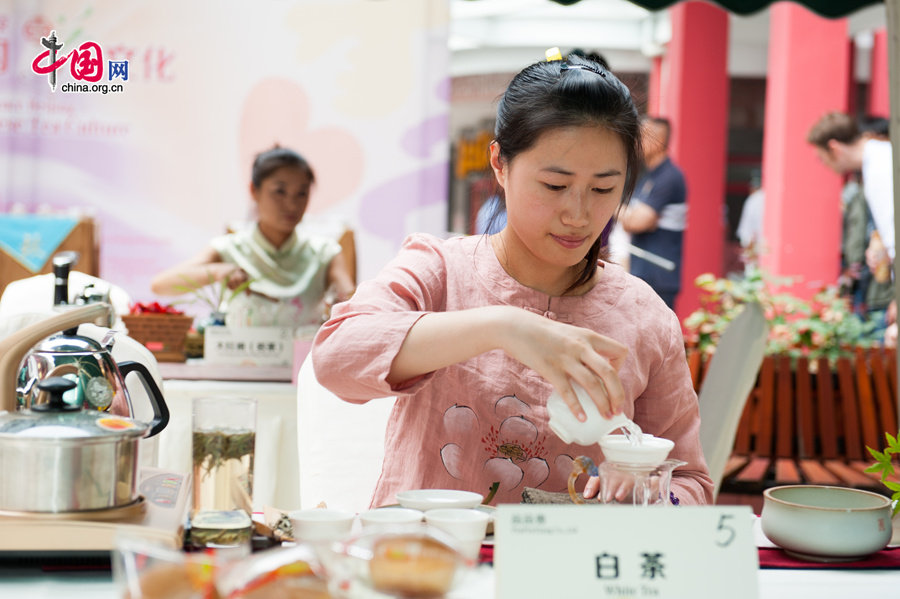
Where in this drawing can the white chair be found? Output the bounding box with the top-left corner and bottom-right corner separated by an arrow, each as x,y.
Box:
697,302 -> 768,501
296,354 -> 395,513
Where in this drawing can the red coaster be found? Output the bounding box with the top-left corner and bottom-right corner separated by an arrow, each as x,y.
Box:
759,546 -> 900,569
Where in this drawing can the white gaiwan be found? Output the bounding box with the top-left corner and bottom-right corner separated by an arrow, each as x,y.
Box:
547,383 -> 675,468
546,384 -> 632,445
599,434 -> 674,467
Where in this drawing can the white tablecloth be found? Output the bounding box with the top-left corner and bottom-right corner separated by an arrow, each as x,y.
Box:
3,512 -> 898,597
2,564 -> 899,598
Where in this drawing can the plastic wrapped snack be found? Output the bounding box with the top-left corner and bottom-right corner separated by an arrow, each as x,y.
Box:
319,524 -> 470,598
114,536 -> 220,599
215,543 -> 331,598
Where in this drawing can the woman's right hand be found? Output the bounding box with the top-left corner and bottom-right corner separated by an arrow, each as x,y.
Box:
386,305 -> 627,419
498,307 -> 628,422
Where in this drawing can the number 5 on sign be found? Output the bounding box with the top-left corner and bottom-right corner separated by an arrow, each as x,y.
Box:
494,505 -> 758,599
716,512 -> 738,547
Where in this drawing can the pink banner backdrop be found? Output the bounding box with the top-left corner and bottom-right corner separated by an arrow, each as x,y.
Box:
0,0 -> 450,310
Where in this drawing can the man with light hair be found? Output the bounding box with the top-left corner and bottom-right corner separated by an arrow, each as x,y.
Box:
808,111 -> 895,347
807,111 -> 894,260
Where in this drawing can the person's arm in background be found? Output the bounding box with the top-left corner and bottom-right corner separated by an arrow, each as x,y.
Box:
150,247 -> 249,296
620,201 -> 659,234
840,192 -> 869,291
327,252 -> 356,302
621,163 -> 685,237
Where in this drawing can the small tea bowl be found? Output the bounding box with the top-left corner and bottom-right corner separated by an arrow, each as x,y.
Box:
396,489 -> 483,512
360,507 -> 425,529
289,508 -> 356,542
424,508 -> 490,560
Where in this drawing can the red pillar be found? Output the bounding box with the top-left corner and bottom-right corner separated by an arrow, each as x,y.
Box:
847,38 -> 857,118
660,2 -> 729,321
646,55 -> 663,115
869,27 -> 890,117
759,4 -> 848,296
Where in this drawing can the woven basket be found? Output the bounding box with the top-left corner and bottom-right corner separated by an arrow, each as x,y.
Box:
122,313 -> 194,362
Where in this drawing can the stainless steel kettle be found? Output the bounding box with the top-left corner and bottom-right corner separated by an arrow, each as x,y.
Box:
0,304 -> 169,437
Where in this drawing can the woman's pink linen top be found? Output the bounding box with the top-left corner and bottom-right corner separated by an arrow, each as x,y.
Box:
312,233 -> 713,507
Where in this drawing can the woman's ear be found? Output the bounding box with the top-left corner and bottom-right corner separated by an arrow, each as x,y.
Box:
489,141 -> 507,189
249,181 -> 260,204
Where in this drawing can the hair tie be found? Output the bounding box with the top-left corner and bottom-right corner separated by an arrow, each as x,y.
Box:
545,47 -> 563,62
560,62 -> 606,78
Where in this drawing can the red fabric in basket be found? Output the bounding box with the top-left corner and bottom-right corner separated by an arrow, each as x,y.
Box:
758,546 -> 900,569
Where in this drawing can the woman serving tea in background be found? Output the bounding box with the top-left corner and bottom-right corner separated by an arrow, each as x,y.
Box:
151,147 -> 355,331
312,53 -> 712,507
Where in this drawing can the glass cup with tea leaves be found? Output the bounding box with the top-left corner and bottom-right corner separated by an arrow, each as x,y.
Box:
190,396 -> 257,549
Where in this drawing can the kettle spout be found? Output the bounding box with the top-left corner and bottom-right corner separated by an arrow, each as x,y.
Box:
0,303 -> 112,413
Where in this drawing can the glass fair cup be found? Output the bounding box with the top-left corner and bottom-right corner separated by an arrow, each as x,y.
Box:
424,508 -> 490,561
597,459 -> 687,506
190,396 -> 257,549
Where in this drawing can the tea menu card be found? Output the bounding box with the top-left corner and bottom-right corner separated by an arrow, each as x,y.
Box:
494,505 -> 758,598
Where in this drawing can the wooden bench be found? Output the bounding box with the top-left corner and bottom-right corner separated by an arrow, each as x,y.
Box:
689,347 -> 899,496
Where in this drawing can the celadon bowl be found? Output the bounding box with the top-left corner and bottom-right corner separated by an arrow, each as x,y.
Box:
761,485 -> 893,562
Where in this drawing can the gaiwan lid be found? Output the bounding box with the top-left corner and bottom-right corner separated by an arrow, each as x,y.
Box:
0,376 -> 147,441
547,383 -> 632,446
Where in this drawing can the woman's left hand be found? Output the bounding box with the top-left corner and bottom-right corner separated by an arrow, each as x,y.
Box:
223,265 -> 250,290
583,475 -> 601,499
582,471 -> 662,504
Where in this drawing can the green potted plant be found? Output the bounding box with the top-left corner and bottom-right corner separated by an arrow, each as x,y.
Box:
174,273 -> 253,329
171,274 -> 253,358
683,264 -> 877,363
866,433 -> 900,517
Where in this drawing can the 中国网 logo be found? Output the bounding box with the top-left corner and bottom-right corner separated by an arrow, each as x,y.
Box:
31,29 -> 128,94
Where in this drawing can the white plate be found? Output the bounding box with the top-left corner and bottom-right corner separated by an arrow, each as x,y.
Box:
395,489 -> 484,511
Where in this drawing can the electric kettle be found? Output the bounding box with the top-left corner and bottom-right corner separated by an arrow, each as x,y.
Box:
0,303 -> 169,437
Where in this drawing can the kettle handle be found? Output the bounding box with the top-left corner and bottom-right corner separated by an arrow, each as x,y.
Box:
118,361 -> 170,438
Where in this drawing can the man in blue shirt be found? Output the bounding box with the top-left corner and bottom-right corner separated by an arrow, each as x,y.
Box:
475,194 -> 506,235
621,116 -> 687,309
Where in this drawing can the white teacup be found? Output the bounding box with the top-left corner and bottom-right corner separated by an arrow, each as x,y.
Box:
360,507 -> 424,529
425,508 -> 490,560
289,508 -> 355,542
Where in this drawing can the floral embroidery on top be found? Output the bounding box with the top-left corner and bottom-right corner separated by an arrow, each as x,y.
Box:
440,394 -> 574,494
482,422 -> 547,463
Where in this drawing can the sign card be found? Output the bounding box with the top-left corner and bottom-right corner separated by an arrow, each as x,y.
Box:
203,325 -> 294,366
494,505 -> 758,599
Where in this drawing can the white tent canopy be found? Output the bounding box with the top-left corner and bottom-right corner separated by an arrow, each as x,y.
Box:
450,0 -> 888,78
